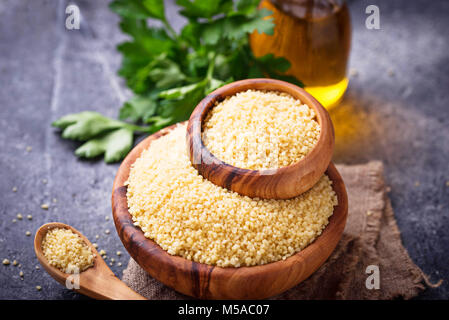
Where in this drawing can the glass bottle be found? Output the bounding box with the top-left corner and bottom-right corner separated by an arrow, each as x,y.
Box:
250,0 -> 351,109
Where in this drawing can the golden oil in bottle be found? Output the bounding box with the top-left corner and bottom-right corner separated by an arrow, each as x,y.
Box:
250,0 -> 351,109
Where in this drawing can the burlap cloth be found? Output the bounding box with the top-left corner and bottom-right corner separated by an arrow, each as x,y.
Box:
122,161 -> 441,299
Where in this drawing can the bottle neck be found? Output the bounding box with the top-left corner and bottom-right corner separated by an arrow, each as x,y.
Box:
271,0 -> 345,20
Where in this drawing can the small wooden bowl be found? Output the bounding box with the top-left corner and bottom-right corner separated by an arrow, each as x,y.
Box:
112,123 -> 348,300
186,78 -> 335,199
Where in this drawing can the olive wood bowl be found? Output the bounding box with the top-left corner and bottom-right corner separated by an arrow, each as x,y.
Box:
186,78 -> 335,199
112,123 -> 348,300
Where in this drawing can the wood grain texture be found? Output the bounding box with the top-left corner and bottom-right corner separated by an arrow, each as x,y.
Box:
112,123 -> 348,300
34,222 -> 146,300
186,78 -> 335,199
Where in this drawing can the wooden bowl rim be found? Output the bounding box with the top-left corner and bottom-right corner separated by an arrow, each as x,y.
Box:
112,122 -> 348,293
187,78 -> 334,176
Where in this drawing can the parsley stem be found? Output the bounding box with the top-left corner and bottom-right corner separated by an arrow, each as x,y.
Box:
163,19 -> 178,41
124,123 -> 153,133
206,52 -> 216,80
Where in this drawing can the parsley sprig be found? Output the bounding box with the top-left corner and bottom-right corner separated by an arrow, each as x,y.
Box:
53,0 -> 302,163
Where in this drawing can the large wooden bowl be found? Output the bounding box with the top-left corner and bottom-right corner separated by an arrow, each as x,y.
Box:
187,78 -> 335,199
112,123 -> 348,300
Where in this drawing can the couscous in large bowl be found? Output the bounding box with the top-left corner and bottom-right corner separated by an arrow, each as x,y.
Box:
112,123 -> 348,299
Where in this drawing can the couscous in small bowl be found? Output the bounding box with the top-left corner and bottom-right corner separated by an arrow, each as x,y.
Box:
112,124 -> 348,300
187,78 -> 335,200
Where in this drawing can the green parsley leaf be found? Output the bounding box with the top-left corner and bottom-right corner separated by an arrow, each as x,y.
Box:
153,80 -> 206,128
119,96 -> 158,123
158,81 -> 205,100
75,128 -> 134,163
230,8 -> 274,38
53,112 -> 152,162
201,8 -> 273,45
52,112 -> 124,141
249,53 -> 305,87
142,0 -> 166,21
176,0 -> 232,19
256,53 -> 291,72
148,54 -> 187,89
235,0 -> 260,16
110,0 -> 165,21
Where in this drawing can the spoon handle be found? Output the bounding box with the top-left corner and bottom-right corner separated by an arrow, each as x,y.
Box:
78,270 -> 146,300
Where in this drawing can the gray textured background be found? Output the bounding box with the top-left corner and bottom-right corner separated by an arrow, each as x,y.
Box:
0,0 -> 447,299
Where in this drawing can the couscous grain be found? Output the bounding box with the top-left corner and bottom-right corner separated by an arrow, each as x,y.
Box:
126,124 -> 337,267
41,228 -> 95,273
202,90 -> 320,170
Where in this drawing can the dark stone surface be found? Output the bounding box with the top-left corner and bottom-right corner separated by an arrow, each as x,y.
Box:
0,0 -> 447,299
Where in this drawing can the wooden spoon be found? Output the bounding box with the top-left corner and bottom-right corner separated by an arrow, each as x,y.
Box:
186,78 -> 335,199
34,222 -> 145,300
